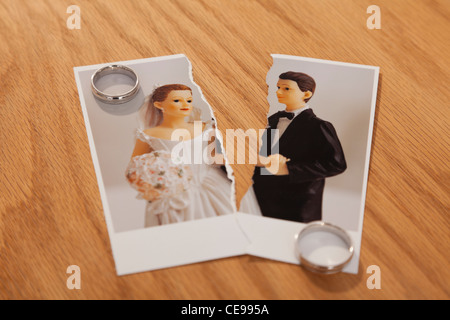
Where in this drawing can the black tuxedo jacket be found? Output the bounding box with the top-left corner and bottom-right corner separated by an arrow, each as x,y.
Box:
252,109 -> 347,222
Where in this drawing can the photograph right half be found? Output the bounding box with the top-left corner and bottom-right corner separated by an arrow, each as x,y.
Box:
239,54 -> 380,274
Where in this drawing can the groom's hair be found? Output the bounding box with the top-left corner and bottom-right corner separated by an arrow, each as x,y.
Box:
279,71 -> 316,103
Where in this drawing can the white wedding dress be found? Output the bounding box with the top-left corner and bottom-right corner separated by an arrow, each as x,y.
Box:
135,121 -> 247,227
239,186 -> 262,215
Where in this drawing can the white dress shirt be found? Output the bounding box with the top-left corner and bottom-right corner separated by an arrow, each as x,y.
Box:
272,105 -> 310,148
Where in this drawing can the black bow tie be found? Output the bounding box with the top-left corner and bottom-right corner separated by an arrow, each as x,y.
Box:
268,111 -> 295,128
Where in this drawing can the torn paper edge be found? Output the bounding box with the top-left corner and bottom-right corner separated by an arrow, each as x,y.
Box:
185,56 -> 238,214
73,54 -> 250,276
236,53 -> 380,274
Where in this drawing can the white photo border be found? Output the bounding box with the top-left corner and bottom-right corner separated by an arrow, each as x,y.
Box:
74,54 -> 249,275
238,54 -> 380,274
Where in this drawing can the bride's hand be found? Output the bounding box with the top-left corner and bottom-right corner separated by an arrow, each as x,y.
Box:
265,154 -> 290,175
256,155 -> 269,167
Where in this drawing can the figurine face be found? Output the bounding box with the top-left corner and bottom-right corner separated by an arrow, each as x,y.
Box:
154,90 -> 193,117
276,79 -> 311,107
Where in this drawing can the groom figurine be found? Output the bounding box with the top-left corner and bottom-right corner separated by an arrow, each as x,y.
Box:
252,71 -> 347,222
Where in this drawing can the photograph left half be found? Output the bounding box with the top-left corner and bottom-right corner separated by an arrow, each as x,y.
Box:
74,54 -> 249,275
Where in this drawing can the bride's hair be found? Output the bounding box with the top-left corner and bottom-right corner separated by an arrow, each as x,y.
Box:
138,84 -> 201,129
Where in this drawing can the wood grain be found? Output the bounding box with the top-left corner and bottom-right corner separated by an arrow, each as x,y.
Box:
0,0 -> 449,299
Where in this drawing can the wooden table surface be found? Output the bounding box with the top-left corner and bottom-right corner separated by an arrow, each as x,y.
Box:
1,0 -> 449,300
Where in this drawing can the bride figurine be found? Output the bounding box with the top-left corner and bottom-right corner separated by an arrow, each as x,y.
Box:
126,84 -> 238,227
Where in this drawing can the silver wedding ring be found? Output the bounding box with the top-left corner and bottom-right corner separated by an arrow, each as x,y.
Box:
295,221 -> 354,274
91,65 -> 140,104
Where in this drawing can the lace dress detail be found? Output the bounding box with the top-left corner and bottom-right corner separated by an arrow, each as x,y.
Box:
130,121 -> 237,227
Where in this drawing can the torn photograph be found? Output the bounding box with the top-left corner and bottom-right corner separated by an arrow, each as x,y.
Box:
239,54 -> 380,274
74,54 -> 250,275
127,83 -> 235,228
